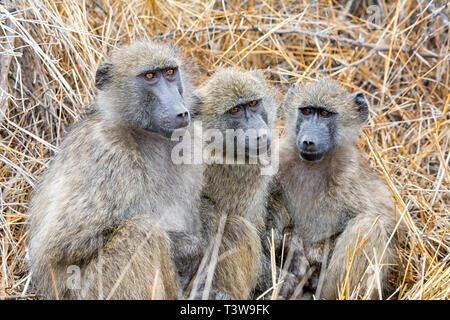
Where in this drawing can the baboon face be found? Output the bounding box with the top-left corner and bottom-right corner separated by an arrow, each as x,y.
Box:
295,106 -> 338,161
196,68 -> 276,157
95,41 -> 190,138
284,79 -> 369,162
224,98 -> 271,155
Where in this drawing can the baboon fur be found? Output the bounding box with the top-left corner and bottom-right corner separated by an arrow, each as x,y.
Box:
271,79 -> 402,299
27,41 -> 203,299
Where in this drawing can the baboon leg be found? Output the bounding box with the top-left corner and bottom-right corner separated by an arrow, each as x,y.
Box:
67,215 -> 179,300
214,216 -> 261,300
320,214 -> 396,300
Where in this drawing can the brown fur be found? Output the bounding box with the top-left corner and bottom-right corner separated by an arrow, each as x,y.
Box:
194,68 -> 277,299
273,79 -> 401,299
213,216 -> 261,300
263,182 -> 310,299
27,41 -> 203,299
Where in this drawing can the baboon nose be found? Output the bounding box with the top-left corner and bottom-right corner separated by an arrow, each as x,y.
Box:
177,111 -> 189,119
302,139 -> 316,152
174,111 -> 190,128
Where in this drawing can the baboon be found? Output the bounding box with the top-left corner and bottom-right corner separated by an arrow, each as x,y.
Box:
27,41 -> 205,299
271,79 -> 401,299
192,68 -> 302,299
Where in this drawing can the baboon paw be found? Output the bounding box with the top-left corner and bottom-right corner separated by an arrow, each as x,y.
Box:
211,289 -> 232,300
285,234 -> 310,278
289,255 -> 310,278
191,288 -> 232,300
277,271 -> 306,300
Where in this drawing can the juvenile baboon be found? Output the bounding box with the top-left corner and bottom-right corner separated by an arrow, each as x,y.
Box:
272,79 -> 401,299
192,68 -> 299,299
27,41 -> 204,299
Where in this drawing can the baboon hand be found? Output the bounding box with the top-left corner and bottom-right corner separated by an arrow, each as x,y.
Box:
191,281 -> 233,300
261,228 -> 284,254
285,234 -> 310,279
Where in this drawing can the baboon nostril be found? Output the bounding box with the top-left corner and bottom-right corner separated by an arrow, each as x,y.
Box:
177,111 -> 189,118
303,140 -> 314,146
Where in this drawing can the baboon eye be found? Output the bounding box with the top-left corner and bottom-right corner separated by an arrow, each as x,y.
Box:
230,107 -> 240,113
301,108 -> 312,115
145,73 -> 154,79
167,69 -> 174,76
248,100 -> 257,107
320,109 -> 330,117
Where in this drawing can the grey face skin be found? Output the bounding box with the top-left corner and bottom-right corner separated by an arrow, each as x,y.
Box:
224,99 -> 272,156
96,63 -> 190,138
295,106 -> 337,161
294,91 -> 369,162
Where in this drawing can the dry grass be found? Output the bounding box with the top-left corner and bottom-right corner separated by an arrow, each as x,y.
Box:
0,0 -> 448,300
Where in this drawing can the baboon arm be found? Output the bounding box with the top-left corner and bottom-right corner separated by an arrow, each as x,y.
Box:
167,231 -> 205,290
264,189 -> 292,253
192,216 -> 261,300
320,212 -> 397,300
48,217 -> 114,265
34,144 -> 148,266
216,217 -> 261,299
43,188 -> 144,265
218,216 -> 261,299
198,196 -> 219,240
67,215 -> 179,300
257,188 -> 311,299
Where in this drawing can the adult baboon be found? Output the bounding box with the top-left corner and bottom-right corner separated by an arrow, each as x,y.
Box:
27,41 -> 204,299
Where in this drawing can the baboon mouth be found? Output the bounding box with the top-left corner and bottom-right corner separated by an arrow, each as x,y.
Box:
174,121 -> 191,130
299,152 -> 324,162
151,127 -> 180,139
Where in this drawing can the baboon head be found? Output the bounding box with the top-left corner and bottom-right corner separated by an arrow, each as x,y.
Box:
195,67 -> 277,158
95,41 -> 192,138
283,79 -> 369,161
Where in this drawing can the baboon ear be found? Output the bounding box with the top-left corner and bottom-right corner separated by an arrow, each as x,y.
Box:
167,41 -> 181,55
252,69 -> 265,81
283,83 -> 298,104
353,91 -> 369,122
286,83 -> 298,96
189,94 -> 202,119
280,83 -> 298,115
95,63 -> 113,90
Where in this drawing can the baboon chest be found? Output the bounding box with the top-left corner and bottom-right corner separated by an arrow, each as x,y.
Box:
281,165 -> 350,245
203,164 -> 269,227
139,138 -> 203,233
